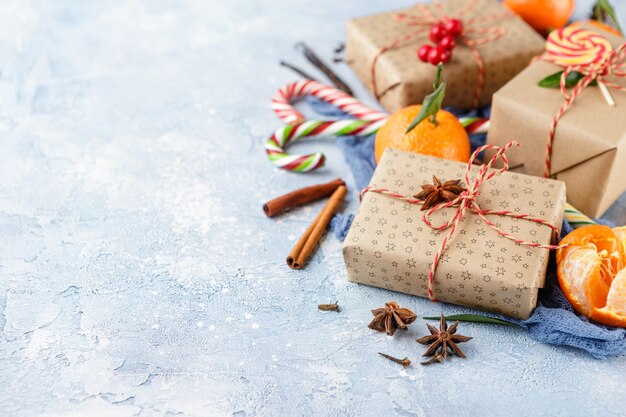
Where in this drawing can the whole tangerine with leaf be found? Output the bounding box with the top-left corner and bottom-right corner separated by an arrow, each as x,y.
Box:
374,64 -> 470,164
556,225 -> 626,328
504,0 -> 574,35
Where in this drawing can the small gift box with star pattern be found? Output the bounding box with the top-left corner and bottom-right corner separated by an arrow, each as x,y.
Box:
342,148 -> 566,319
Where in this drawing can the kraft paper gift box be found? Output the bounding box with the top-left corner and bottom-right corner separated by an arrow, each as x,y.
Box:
487,24 -> 626,218
344,0 -> 544,113
342,149 -> 566,319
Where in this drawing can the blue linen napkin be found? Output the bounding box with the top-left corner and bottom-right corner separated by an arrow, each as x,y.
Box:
308,96 -> 626,358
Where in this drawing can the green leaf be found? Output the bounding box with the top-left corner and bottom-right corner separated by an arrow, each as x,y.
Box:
423,314 -> 522,327
406,67 -> 446,133
595,0 -> 623,35
433,63 -> 442,89
538,70 -> 597,88
406,64 -> 446,133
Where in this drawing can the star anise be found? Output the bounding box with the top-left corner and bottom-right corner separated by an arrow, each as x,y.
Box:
414,176 -> 467,211
416,314 -> 472,362
368,301 -> 417,336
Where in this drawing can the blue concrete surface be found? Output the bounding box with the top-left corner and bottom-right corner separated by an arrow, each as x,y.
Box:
1,1 -> 625,416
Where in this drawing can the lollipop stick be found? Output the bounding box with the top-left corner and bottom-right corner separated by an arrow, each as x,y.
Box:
597,80 -> 616,107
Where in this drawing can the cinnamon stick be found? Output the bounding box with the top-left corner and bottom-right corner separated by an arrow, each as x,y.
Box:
263,178 -> 345,218
287,185 -> 347,269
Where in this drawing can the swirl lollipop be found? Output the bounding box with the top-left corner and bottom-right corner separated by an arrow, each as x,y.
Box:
545,26 -> 613,67
544,26 -> 615,105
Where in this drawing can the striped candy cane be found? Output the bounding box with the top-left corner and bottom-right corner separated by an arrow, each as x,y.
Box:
265,119 -> 385,172
267,81 -> 490,173
271,79 -> 388,124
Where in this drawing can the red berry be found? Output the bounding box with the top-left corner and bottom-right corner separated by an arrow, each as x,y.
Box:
443,19 -> 463,37
427,47 -> 443,65
440,49 -> 452,64
417,44 -> 432,62
429,24 -> 447,43
438,34 -> 456,50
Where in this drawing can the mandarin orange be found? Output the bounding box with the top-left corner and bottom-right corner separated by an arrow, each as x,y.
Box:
556,225 -> 626,327
374,105 -> 470,164
504,0 -> 574,34
583,19 -> 622,37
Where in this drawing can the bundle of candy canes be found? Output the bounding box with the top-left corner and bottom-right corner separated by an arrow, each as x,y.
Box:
266,79 -> 489,173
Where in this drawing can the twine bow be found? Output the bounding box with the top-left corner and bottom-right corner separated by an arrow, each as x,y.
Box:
538,26 -> 626,178
360,141 -> 564,301
370,0 -> 510,109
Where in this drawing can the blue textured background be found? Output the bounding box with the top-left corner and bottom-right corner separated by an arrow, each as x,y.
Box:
1,1 -> 626,416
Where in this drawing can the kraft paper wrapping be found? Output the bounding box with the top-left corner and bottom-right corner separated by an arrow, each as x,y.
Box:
342,149 -> 566,319
487,24 -> 626,218
344,0 -> 545,113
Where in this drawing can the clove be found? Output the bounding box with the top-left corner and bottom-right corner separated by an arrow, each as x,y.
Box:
420,351 -> 444,366
318,301 -> 340,312
379,352 -> 411,367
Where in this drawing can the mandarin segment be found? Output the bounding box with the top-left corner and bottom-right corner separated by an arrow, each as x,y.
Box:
557,245 -> 605,314
603,269 -> 626,316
